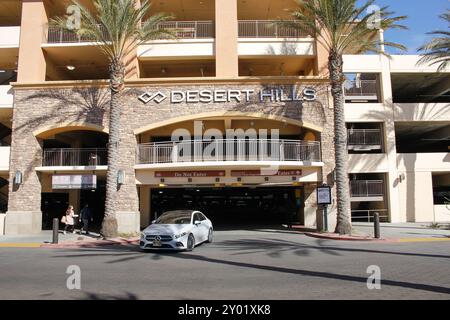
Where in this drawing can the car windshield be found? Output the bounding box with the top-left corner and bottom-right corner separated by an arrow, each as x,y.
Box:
154,211 -> 192,225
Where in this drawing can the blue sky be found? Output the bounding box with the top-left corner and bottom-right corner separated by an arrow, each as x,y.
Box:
357,0 -> 449,54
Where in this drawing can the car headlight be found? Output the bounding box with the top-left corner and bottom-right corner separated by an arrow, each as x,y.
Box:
174,232 -> 187,239
140,232 -> 146,239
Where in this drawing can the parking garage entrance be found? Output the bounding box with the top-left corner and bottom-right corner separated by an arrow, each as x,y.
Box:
150,187 -> 304,229
41,180 -> 106,231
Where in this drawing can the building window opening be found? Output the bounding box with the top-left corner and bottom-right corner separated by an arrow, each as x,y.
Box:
347,122 -> 384,154
395,123 -> 450,153
42,130 -> 108,167
344,73 -> 381,103
349,173 -> 389,222
433,173 -> 450,205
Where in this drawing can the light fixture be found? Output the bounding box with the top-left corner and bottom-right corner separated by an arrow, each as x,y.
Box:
66,65 -> 76,71
14,170 -> 22,185
117,170 -> 125,185
161,67 -> 167,74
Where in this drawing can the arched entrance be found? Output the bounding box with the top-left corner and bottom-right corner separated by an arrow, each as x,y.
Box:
36,125 -> 109,231
134,113 -> 323,229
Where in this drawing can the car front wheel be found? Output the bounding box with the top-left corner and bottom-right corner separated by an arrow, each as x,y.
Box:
206,228 -> 213,243
186,234 -> 195,251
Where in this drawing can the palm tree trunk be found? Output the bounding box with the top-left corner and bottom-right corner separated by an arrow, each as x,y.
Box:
101,59 -> 125,239
328,51 -> 352,235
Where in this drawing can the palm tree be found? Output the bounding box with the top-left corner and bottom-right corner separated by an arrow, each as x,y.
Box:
52,0 -> 174,238
418,10 -> 450,71
286,0 -> 406,234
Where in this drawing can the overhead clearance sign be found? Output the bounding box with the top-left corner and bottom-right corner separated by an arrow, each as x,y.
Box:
139,87 -> 317,104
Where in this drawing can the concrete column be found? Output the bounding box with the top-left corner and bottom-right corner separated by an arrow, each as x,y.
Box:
124,0 -> 142,80
17,0 -> 48,82
398,171 -> 434,222
215,0 -> 239,78
304,183 -> 319,228
115,103 -> 140,234
5,133 -> 43,234
379,55 -> 402,222
314,27 -> 329,76
139,186 -> 151,228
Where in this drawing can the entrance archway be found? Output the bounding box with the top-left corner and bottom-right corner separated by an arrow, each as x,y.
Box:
135,113 -> 321,230
38,127 -> 108,231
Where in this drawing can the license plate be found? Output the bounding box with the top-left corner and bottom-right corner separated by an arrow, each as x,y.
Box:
153,240 -> 162,247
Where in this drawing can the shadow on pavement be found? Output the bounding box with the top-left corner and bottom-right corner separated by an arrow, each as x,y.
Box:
53,239 -> 450,296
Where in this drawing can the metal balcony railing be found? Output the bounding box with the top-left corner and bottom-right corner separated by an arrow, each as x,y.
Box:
137,139 -> 321,165
43,148 -> 108,166
344,80 -> 379,100
45,21 -> 214,43
347,129 -> 382,147
351,209 -> 389,222
45,24 -> 110,44
149,21 -> 214,39
238,20 -> 314,38
350,180 -> 384,198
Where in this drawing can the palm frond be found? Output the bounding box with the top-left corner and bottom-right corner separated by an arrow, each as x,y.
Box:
418,9 -> 450,71
287,0 -> 407,56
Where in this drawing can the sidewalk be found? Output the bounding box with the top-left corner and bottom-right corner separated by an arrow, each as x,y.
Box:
1,223 -> 449,248
0,230 -> 136,248
300,222 -> 450,242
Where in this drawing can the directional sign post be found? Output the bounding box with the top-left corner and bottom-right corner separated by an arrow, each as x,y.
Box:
317,184 -> 332,232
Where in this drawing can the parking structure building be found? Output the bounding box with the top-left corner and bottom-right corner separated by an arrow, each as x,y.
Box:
0,0 -> 449,235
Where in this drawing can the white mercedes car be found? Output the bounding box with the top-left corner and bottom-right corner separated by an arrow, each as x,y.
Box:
140,210 -> 213,251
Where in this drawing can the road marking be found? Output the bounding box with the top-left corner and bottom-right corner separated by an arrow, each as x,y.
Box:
0,243 -> 42,248
396,237 -> 450,243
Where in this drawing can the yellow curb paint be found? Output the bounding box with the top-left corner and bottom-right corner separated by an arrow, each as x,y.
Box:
397,238 -> 450,243
0,243 -> 42,248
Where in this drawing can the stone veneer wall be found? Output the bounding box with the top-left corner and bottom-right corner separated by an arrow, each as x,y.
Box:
6,82 -> 337,234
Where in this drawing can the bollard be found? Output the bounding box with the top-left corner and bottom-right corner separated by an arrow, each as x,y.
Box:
323,205 -> 328,232
52,218 -> 59,244
373,212 -> 380,239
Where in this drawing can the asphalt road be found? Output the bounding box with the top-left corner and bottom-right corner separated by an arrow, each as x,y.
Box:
0,229 -> 449,300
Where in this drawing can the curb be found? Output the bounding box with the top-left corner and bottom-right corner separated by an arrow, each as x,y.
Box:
40,237 -> 139,249
304,232 -> 386,242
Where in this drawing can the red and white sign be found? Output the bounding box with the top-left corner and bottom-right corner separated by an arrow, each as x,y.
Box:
155,171 -> 226,178
231,170 -> 302,177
